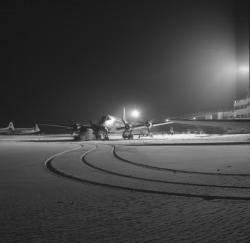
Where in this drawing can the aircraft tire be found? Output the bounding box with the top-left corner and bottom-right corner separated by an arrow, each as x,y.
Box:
128,134 -> 134,140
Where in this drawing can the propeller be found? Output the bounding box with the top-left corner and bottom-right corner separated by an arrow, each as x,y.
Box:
144,121 -> 153,128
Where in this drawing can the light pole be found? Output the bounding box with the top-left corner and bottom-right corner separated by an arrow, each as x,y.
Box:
236,64 -> 249,98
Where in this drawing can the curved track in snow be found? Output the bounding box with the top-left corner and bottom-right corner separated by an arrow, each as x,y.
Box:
45,143 -> 250,201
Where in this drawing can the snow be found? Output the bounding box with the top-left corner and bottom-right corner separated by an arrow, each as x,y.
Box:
1,136 -> 250,242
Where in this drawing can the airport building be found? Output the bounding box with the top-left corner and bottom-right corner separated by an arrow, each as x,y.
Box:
233,95 -> 250,118
191,110 -> 234,120
188,95 -> 250,120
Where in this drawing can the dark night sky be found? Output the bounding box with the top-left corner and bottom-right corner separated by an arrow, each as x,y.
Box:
0,0 -> 249,125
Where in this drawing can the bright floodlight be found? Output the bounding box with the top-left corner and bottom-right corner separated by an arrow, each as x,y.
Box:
238,66 -> 249,74
131,109 -> 140,119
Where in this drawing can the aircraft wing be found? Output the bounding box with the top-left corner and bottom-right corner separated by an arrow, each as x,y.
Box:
131,121 -> 175,130
0,130 -> 9,135
151,121 -> 175,127
39,124 -> 72,129
0,128 -> 8,132
171,119 -> 250,129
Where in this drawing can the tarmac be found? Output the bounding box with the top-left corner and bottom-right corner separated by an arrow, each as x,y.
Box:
1,134 -> 250,242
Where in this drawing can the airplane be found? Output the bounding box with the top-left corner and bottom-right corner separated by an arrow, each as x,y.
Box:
40,107 -> 173,140
40,115 -> 122,140
0,122 -> 40,135
118,107 -> 173,139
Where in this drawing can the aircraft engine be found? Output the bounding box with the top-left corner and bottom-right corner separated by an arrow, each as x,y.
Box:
144,121 -> 153,129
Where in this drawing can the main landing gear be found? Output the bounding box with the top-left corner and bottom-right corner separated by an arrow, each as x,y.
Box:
96,130 -> 109,140
122,130 -> 134,140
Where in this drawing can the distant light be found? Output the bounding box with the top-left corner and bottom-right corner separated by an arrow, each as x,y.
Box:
192,117 -> 196,120
238,66 -> 249,74
165,119 -> 169,122
131,109 -> 140,119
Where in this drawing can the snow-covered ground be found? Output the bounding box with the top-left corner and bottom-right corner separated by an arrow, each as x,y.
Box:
0,134 -> 76,141
1,139 -> 250,242
0,133 -> 249,143
102,133 -> 250,145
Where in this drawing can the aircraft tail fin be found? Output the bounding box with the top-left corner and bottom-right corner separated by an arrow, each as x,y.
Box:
34,124 -> 40,132
122,107 -> 127,124
8,122 -> 14,131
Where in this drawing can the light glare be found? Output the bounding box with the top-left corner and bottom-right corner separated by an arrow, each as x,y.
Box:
131,109 -> 140,119
238,66 -> 249,74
